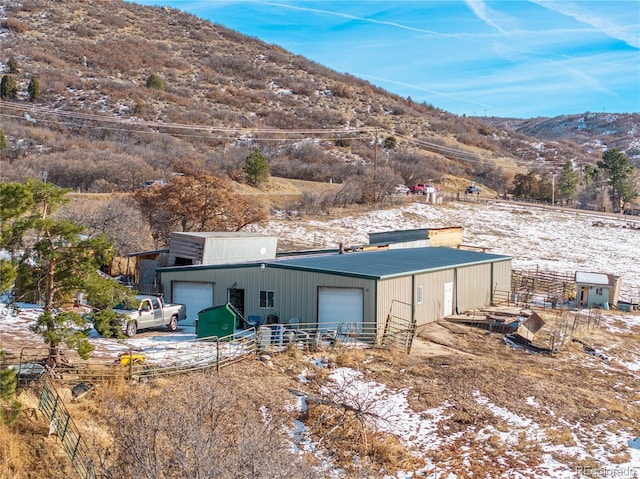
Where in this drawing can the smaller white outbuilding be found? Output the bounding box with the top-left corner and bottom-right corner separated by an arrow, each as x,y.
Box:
575,271 -> 621,309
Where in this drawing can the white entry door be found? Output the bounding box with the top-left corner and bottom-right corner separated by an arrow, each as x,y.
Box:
443,282 -> 454,317
172,282 -> 214,326
318,287 -> 363,331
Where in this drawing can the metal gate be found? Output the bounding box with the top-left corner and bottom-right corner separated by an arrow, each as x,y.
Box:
39,378 -> 95,479
381,300 -> 416,353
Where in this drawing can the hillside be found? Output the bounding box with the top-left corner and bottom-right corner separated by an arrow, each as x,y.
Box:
477,113 -> 640,168
0,0 -> 608,196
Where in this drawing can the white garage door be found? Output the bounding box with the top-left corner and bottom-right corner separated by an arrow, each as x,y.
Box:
172,282 -> 214,326
318,287 -> 363,331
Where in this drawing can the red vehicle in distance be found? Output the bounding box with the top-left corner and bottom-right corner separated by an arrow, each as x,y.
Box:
410,183 -> 439,194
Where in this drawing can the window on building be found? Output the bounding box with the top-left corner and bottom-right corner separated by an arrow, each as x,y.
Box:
259,290 -> 274,308
417,285 -> 424,304
595,287 -> 603,296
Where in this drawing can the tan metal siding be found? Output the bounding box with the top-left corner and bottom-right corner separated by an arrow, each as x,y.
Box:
377,268 -> 456,331
492,260 -> 512,297
456,264 -> 492,312
160,256 -> 512,338
377,276 -> 413,336
418,269 -> 455,325
161,267 -> 376,327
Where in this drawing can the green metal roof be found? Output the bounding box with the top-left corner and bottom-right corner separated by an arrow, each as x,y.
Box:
267,247 -> 511,280
158,247 -> 511,279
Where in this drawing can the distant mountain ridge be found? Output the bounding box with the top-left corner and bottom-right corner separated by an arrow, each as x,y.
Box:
477,113 -> 640,167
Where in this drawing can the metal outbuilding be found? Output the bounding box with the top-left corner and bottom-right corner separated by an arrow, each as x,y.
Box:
368,227 -> 463,248
158,246 -> 512,342
167,232 -> 278,267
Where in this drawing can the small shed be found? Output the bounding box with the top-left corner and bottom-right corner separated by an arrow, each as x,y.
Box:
196,304 -> 237,339
575,271 -> 621,308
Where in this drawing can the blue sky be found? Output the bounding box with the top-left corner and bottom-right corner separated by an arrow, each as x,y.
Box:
133,1 -> 639,118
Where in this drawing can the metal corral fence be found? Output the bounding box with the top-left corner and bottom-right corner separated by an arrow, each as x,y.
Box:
545,307 -> 603,351
255,319 -> 380,353
14,320 -> 389,385
380,300 -> 416,353
39,378 -> 95,479
15,329 -> 257,384
511,268 -> 576,303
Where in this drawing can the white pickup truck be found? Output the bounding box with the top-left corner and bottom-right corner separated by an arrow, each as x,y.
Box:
113,294 -> 187,337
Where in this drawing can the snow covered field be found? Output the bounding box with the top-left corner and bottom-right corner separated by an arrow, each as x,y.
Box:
252,200 -> 640,301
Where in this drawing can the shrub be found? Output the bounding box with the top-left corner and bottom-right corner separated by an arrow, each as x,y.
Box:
7,57 -> 19,73
27,77 -> 40,101
3,18 -> 29,33
146,73 -> 164,90
383,136 -> 398,150
0,75 -> 17,100
332,82 -> 353,99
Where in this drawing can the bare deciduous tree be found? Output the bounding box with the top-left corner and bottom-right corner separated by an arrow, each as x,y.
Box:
136,173 -> 267,245
59,197 -> 154,255
91,373 -> 323,479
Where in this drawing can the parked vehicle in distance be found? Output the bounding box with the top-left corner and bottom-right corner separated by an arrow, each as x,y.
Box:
465,185 -> 481,194
112,294 -> 187,337
142,179 -> 167,188
410,183 -> 439,194
394,184 -> 411,195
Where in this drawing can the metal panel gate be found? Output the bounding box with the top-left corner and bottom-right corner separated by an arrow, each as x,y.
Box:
39,378 -> 95,479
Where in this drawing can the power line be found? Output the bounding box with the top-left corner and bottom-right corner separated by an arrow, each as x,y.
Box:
0,100 -> 378,137
0,100 -> 506,165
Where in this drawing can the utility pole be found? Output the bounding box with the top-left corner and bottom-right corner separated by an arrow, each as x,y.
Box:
552,173 -> 556,205
373,129 -> 378,182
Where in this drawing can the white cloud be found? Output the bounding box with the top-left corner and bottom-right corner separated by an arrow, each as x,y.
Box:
464,0 -> 511,35
531,0 -> 640,48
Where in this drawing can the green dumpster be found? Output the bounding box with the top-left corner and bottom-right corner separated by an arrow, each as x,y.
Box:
197,304 -> 236,339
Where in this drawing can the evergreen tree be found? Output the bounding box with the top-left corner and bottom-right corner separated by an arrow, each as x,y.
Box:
597,149 -> 636,210
243,148 -> 270,186
27,77 -> 40,101
0,75 -> 17,99
0,351 -> 17,401
557,161 -> 578,204
582,164 -> 595,186
2,180 -> 133,361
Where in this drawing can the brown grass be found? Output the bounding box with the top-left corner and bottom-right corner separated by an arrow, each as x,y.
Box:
2,307 -> 639,477
545,426 -> 576,447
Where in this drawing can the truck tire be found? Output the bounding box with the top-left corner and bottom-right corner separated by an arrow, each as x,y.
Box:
125,321 -> 137,338
167,315 -> 178,332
